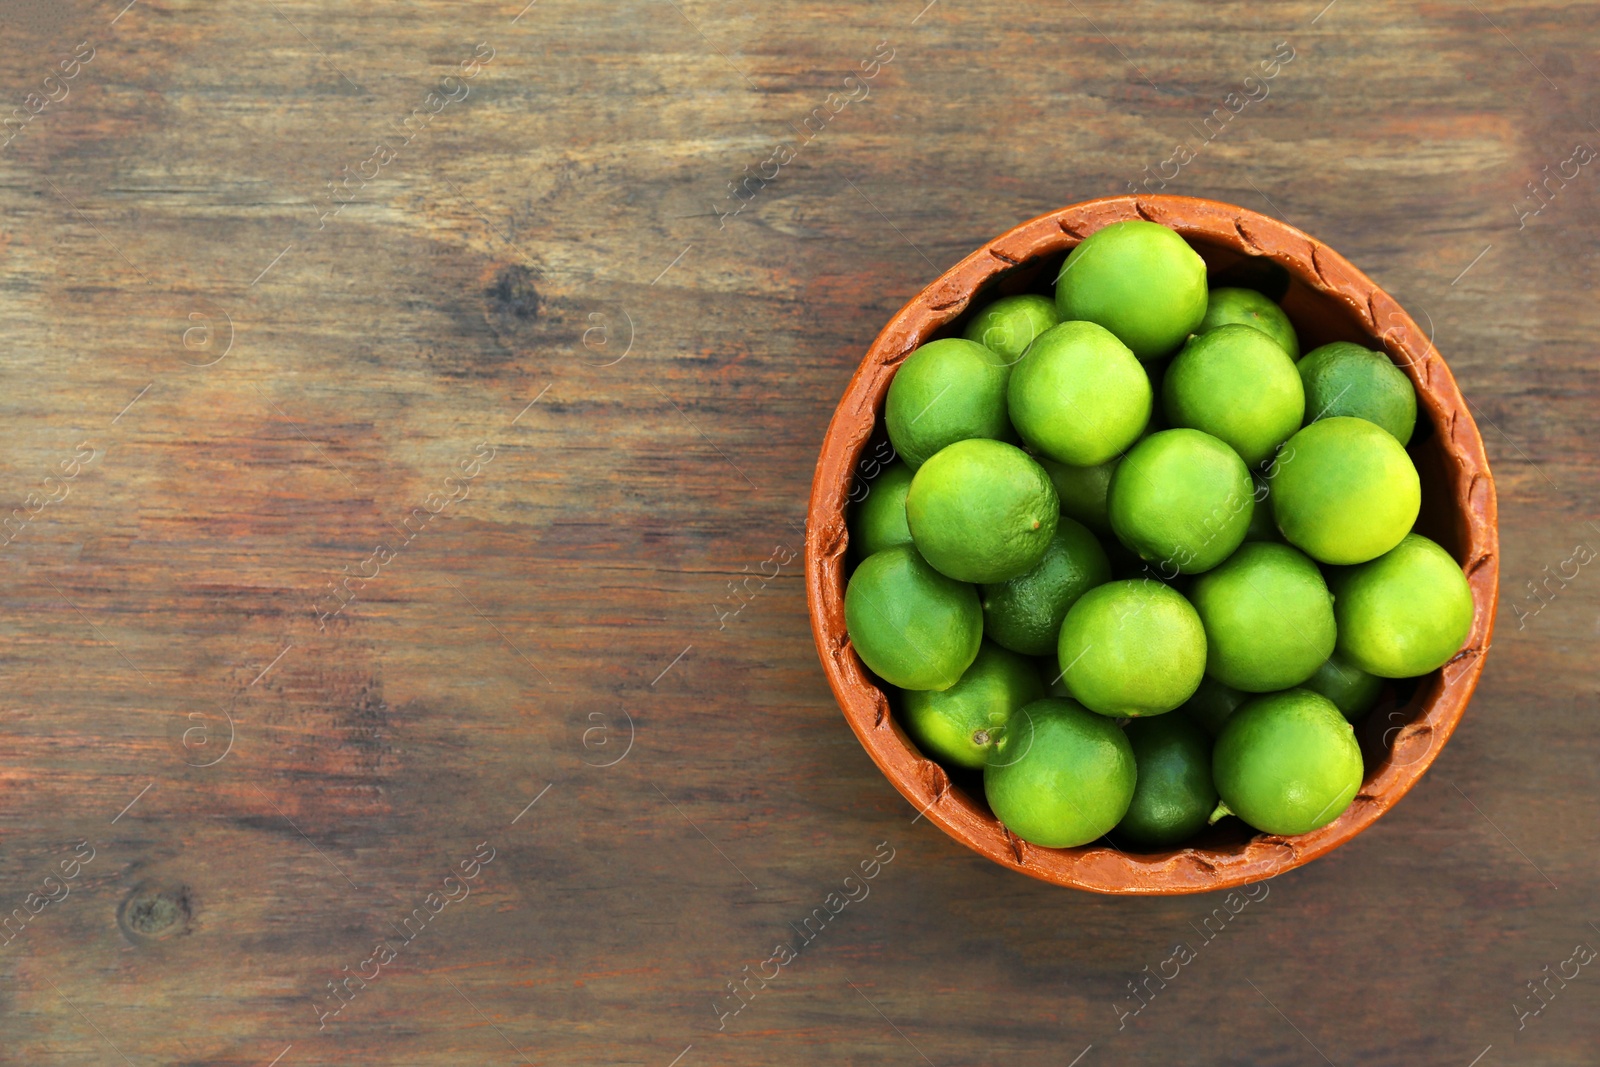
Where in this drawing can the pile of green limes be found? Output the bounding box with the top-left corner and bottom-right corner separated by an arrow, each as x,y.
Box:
845,219 -> 1474,850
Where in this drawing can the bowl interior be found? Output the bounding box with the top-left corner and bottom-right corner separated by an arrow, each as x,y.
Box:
808,197 -> 1498,894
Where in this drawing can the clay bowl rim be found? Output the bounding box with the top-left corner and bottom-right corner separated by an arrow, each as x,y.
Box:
805,194 -> 1500,896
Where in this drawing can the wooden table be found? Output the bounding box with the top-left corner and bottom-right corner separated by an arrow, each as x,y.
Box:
0,0 -> 1594,1063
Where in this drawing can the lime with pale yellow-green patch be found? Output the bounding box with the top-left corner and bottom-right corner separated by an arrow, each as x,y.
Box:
1108,428 -> 1254,574
1057,579 -> 1207,718
1116,713 -> 1218,848
884,338 -> 1013,469
848,461 -> 914,559
983,698 -> 1137,848
900,642 -> 1044,769
1302,651 -> 1384,721
844,544 -> 981,692
1038,455 -> 1117,538
1007,320 -> 1151,467
1188,541 -> 1336,693
906,439 -> 1059,583
1055,219 -> 1209,361
1197,287 -> 1300,360
1162,323 -> 1305,468
1298,341 -> 1418,445
1271,416 -> 1420,565
1212,689 -> 1364,836
963,294 -> 1060,364
981,518 -> 1111,656
1331,533 -> 1474,678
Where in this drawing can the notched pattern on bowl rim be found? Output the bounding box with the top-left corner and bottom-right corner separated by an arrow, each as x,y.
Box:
924,274 -> 973,315
1256,837 -> 1301,869
1422,356 -> 1440,393
1365,291 -> 1385,333
1308,243 -> 1339,293
1001,826 -> 1029,866
1443,647 -> 1484,680
1392,721 -> 1434,748
1227,216 -> 1258,255
815,517 -> 849,563
879,341 -> 918,369
912,757 -> 949,802
1454,410 -> 1488,461
1234,215 -> 1283,261
871,688 -> 891,729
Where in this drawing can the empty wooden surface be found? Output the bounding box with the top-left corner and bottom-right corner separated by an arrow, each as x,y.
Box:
0,1 -> 1595,1064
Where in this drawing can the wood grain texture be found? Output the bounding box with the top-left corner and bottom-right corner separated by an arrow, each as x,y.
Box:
0,0 -> 1595,1063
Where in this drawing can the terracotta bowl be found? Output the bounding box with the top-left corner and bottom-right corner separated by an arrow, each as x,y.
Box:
805,195 -> 1499,895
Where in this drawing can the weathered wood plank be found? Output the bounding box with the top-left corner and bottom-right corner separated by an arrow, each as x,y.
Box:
0,0 -> 1595,1063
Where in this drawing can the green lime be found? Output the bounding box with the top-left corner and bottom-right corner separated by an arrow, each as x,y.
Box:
981,518 -> 1112,656
1242,475 -> 1281,542
1213,689 -> 1363,835
983,698 -> 1136,848
906,439 -> 1059,583
1271,417 -> 1420,565
963,294 -> 1061,364
1188,541 -> 1336,692
1057,579 -> 1207,717
1196,287 -> 1300,360
1180,675 -> 1248,736
848,461 -> 915,559
1108,428 -> 1254,574
1007,321 -> 1151,466
1055,220 -> 1208,361
1115,714 -> 1218,848
1163,323 -> 1305,468
885,338 -> 1013,469
844,545 -> 982,691
1302,651 -> 1384,721
1331,533 -> 1474,678
1038,456 -> 1117,538
1298,341 -> 1418,445
901,642 -> 1044,769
